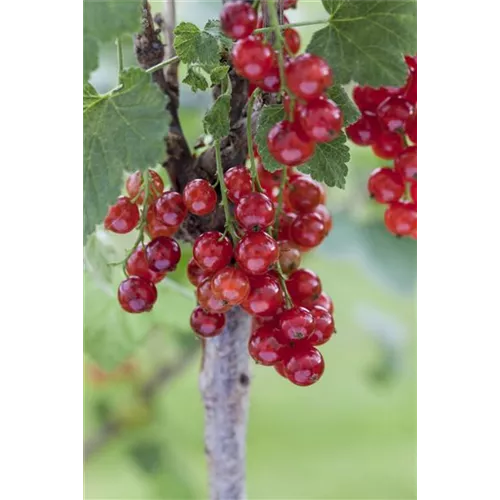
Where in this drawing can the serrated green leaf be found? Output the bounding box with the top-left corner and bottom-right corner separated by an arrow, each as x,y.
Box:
326,84 -> 360,126
83,33 -> 99,81
203,93 -> 231,140
255,105 -> 286,173
204,19 -> 233,51
308,1 -> 417,86
174,22 -> 220,67
299,133 -> 350,188
83,69 -> 169,241
183,66 -> 209,92
210,65 -> 229,85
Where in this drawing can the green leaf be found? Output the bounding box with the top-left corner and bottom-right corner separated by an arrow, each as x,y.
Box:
203,19 -> 233,51
83,69 -> 169,241
83,33 -> 99,81
203,93 -> 231,140
210,65 -> 229,85
326,84 -> 360,126
183,66 -> 209,92
174,22 -> 220,68
255,105 -> 286,173
308,1 -> 417,86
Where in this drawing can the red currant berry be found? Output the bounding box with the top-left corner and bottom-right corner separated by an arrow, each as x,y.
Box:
197,278 -> 232,314
193,231 -> 233,273
410,181 -> 417,204
372,131 -> 405,159
384,201 -> 417,237
145,236 -> 181,273
287,175 -> 322,213
352,86 -> 400,115
190,306 -> 226,338
257,65 -> 281,93
311,292 -> 334,314
257,163 -> 282,198
309,305 -> 335,345
256,14 -> 289,29
182,179 -> 217,216
313,204 -> 333,235
126,169 -> 164,205
220,1 -> 257,40
235,231 -> 279,275
248,324 -> 286,365
118,276 -> 157,313
155,191 -> 187,227
274,360 -> 288,378
299,97 -> 343,143
346,115 -> 383,146
104,197 -> 140,234
407,111 -> 417,144
187,257 -> 211,287
126,244 -> 166,284
284,0 -> 298,9
285,54 -> 332,101
403,55 -> 417,105
279,240 -> 301,275
283,345 -> 325,386
283,94 -> 304,123
210,266 -> 250,305
286,268 -> 322,306
368,167 -> 405,204
279,306 -> 315,341
241,273 -> 284,316
291,212 -> 326,248
267,120 -> 315,167
283,28 -> 300,55
377,96 -> 414,132
145,205 -> 178,239
394,146 -> 417,181
277,211 -> 298,241
232,36 -> 274,82
235,192 -> 275,231
224,166 -> 253,203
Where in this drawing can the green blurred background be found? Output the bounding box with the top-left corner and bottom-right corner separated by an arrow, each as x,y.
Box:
84,2 -> 416,499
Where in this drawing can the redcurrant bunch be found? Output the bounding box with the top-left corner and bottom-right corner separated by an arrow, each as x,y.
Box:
346,55 -> 417,238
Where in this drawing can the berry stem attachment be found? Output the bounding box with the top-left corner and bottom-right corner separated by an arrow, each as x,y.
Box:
247,87 -> 263,192
273,167 -> 288,238
253,19 -> 329,34
275,260 -> 293,308
145,55 -> 180,75
116,37 -> 124,74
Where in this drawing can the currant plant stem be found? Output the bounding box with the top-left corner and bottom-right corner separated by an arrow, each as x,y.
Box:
116,37 -> 124,74
253,19 -> 329,34
145,55 -> 180,74
247,88 -> 263,192
267,1 -> 287,93
276,260 -> 293,308
273,168 -> 287,238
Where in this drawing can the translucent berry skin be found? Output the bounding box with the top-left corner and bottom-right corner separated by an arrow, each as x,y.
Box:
190,306 -> 226,338
287,176 -> 322,213
235,231 -> 279,275
314,204 -> 333,235
368,167 -> 405,204
372,131 -> 405,159
267,120 -> 315,167
126,169 -> 164,205
352,85 -> 400,115
403,55 -> 417,105
118,276 -> 157,313
210,266 -> 250,305
394,146 -> 417,181
224,166 -> 253,203
285,54 -> 333,101
410,181 -> 417,204
187,257 -> 211,287
241,273 -> 284,317
299,98 -> 343,143
384,201 -> 417,237
155,191 -> 188,227
183,179 -> 217,216
145,236 -> 181,273
235,192 -> 275,231
279,240 -> 302,275
311,292 -> 334,314
279,306 -> 315,341
220,1 -> 257,40
283,345 -> 325,386
126,244 -> 166,284
193,231 -> 233,273
407,112 -> 417,144
346,115 -> 382,146
291,212 -> 326,248
257,65 -> 281,93
283,28 -> 300,55
104,197 -> 140,234
197,278 -> 232,314
146,205 -> 178,239
274,360 -> 288,378
277,211 -> 298,241
257,163 -> 282,198
232,36 -> 274,82
286,268 -> 322,306
248,324 -> 286,365
377,96 -> 414,132
309,305 -> 335,345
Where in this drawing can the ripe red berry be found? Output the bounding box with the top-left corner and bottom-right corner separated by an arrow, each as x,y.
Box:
232,36 -> 274,82
274,360 -> 288,378
278,240 -> 302,275
410,181 -> 417,203
211,266 -> 250,305
406,111 -> 417,143
284,0 -> 298,8
126,169 -> 164,205
403,55 -> 417,105
183,179 -> 217,216
394,146 -> 417,181
313,204 -> 333,235
235,192 -> 275,231
346,115 -> 382,146
286,268 -> 322,306
368,167 -> 405,204
287,175 -> 322,213
190,306 -> 226,338
257,65 -> 281,93
126,244 -> 166,284
118,276 -> 157,313
277,211 -> 298,241
285,54 -> 332,101
187,257 -> 211,287
257,163 -> 282,197
352,86 -> 400,115
104,197 -> 140,234
220,1 -> 257,40
283,345 -> 325,386
234,231 -> 279,275
155,191 -> 187,227
372,131 -> 405,159
197,278 -> 232,314
384,201 -> 417,237
145,205 -> 178,239
241,273 -> 284,316
309,305 -> 335,345
291,212 -> 326,248
279,306 -> 315,341
248,324 -> 286,365
267,120 -> 315,167
377,96 -> 414,132
193,231 -> 233,273
145,236 -> 181,273
283,28 -> 300,55
224,166 -> 253,203
299,97 -> 343,143
311,292 -> 334,314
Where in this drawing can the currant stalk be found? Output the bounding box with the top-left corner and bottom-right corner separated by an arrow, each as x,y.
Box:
247,87 -> 263,192
253,19 -> 329,34
267,0 -> 287,93
273,167 -> 288,238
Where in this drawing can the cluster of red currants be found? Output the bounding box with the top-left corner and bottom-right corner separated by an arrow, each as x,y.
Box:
346,55 -> 417,238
